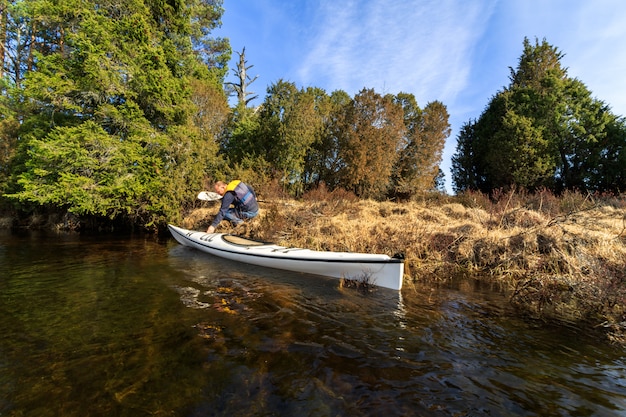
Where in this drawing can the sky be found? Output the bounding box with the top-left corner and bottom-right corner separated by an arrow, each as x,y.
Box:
213,0 -> 626,193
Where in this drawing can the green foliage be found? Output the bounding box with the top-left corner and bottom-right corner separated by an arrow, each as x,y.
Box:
0,77 -> 18,188
451,122 -> 476,194
256,80 -> 324,195
189,77 -> 230,145
452,37 -> 626,194
391,94 -> 450,198
221,155 -> 275,197
221,105 -> 262,162
481,93 -> 555,189
2,0 -> 457,227
1,0 -> 230,229
591,116 -> 626,193
335,88 -> 406,199
8,122 -> 162,220
223,84 -> 448,200
304,89 -> 351,190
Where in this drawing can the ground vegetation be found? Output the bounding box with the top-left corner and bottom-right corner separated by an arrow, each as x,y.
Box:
179,186 -> 626,345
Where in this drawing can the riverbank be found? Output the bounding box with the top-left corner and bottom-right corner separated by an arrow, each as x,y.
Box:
183,189 -> 626,345
2,189 -> 624,345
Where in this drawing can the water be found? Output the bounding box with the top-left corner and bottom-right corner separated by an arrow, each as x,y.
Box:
0,230 -> 624,416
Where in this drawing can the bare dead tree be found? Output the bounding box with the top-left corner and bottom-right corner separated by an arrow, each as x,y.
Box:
226,47 -> 259,106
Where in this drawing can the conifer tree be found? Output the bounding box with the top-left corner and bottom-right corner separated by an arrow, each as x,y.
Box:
2,0 -> 230,229
391,93 -> 450,198
254,80 -> 325,195
452,37 -> 626,194
303,89 -> 351,190
336,88 -> 405,199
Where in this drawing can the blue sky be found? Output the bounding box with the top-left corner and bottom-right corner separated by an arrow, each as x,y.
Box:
214,0 -> 626,192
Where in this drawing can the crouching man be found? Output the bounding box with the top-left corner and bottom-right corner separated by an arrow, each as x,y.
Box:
206,180 -> 259,233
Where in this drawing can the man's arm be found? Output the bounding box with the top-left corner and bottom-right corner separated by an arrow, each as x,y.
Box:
209,192 -> 236,231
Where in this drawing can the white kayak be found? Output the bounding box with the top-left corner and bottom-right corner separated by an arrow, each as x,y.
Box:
168,224 -> 404,290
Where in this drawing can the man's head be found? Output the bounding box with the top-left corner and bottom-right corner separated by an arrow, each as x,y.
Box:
214,181 -> 228,196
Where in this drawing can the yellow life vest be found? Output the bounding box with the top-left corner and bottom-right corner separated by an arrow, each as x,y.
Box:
225,180 -> 241,192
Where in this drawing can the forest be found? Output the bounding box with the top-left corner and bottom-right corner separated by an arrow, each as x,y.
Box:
0,0 -> 624,232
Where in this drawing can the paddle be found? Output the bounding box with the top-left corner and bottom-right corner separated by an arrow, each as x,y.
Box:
197,191 -> 292,205
197,191 -> 223,201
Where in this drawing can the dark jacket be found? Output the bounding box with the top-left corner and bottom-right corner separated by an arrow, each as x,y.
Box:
211,181 -> 259,227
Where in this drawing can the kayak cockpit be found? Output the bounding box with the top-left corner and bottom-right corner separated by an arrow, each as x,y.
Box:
221,234 -> 268,247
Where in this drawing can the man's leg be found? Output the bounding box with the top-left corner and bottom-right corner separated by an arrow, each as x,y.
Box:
224,208 -> 244,225
224,208 -> 258,226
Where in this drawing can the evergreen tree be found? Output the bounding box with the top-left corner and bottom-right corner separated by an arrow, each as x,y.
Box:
255,80 -> 325,195
3,0 -> 230,229
451,37 -> 626,194
433,168 -> 446,193
0,79 -> 18,197
335,88 -> 405,199
451,121 -> 480,193
303,89 -> 351,190
220,104 -> 260,162
391,93 -> 450,198
583,115 -> 626,193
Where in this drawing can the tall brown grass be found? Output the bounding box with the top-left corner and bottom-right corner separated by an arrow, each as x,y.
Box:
187,187 -> 626,345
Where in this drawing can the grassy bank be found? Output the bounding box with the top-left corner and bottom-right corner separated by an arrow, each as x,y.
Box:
3,188 -> 623,344
183,188 -> 626,345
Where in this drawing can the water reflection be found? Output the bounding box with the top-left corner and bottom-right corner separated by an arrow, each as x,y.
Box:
0,230 -> 624,416
168,243 -> 626,416
0,231 -> 209,416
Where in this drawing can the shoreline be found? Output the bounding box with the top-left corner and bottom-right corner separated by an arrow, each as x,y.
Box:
182,192 -> 626,346
2,191 -> 625,345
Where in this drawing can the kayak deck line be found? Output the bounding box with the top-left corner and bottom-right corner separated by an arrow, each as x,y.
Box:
168,224 -> 404,290
185,230 -> 401,264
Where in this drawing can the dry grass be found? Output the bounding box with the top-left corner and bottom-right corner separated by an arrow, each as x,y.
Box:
185,188 -> 626,344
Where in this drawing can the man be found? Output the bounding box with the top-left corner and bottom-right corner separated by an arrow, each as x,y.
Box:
206,180 -> 259,233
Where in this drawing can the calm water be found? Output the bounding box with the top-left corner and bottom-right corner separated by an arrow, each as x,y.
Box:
0,229 -> 624,417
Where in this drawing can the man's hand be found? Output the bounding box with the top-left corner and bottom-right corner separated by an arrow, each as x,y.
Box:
207,225 -> 215,233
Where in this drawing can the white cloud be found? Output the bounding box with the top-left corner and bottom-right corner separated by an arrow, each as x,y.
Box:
297,0 -> 497,105
486,0 -> 626,117
559,3 -> 626,116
